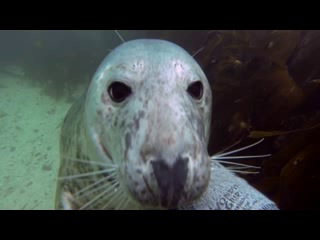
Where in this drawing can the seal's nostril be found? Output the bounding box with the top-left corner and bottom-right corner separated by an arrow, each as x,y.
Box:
173,156 -> 189,192
151,156 -> 189,206
151,159 -> 171,192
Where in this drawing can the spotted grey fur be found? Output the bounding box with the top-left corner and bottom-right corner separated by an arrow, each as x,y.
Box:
55,39 -> 212,210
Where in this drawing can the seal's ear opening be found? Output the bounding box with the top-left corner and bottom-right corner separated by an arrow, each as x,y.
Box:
187,81 -> 203,100
108,81 -> 132,103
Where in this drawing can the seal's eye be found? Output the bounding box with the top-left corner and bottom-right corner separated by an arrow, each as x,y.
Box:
108,81 -> 132,103
187,81 -> 203,100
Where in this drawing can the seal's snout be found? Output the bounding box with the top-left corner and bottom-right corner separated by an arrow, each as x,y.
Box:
151,156 -> 188,208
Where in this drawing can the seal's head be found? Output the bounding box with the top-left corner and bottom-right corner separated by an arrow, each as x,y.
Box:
85,39 -> 212,209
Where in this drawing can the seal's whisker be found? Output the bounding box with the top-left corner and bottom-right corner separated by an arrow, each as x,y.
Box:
226,166 -> 259,170
120,198 -> 130,210
212,154 -> 271,160
213,160 -> 261,169
64,157 -> 117,168
59,168 -> 117,180
214,139 -> 242,156
228,169 -> 260,174
109,188 -> 125,207
114,191 -> 128,210
192,46 -> 205,57
74,178 -> 107,197
94,187 -> 122,210
210,138 -> 270,176
212,138 -> 266,158
102,187 -> 124,210
75,181 -> 113,205
80,181 -> 120,210
114,196 -> 126,210
86,182 -> 121,210
114,30 -> 125,43
77,177 -> 119,199
211,166 -> 260,175
74,172 -> 118,197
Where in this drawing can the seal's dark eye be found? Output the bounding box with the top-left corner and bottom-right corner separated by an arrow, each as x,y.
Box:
187,81 -> 203,100
108,81 -> 132,103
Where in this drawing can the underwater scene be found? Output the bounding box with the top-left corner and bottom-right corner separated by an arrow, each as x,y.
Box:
0,30 -> 319,210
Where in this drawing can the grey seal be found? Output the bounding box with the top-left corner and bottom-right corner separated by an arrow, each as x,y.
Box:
56,39 -> 212,210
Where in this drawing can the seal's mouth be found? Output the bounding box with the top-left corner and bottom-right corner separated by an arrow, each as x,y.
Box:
119,153 -> 210,210
149,156 -> 189,208
137,172 -> 189,209
95,131 -> 210,209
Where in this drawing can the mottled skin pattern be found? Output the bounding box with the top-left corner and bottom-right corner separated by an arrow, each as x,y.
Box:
56,39 -> 212,210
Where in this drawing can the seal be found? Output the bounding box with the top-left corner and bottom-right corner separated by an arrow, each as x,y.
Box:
55,39 -> 212,210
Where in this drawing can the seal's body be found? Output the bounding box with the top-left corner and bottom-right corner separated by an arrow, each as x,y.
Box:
56,39 -> 213,209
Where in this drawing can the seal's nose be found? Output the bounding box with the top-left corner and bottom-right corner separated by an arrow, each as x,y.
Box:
151,156 -> 189,207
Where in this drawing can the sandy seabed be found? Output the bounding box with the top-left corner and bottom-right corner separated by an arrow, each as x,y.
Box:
0,72 -> 84,209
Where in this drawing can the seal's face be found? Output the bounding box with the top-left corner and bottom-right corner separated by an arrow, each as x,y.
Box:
85,39 -> 212,209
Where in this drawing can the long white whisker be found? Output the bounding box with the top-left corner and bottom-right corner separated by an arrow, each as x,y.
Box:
102,188 -> 123,210
80,182 -> 120,210
214,139 -> 242,156
213,138 -> 265,158
79,186 -> 112,210
111,189 -> 126,207
121,198 -> 130,210
228,170 -> 260,174
114,30 -> 125,43
114,190 -> 127,210
212,154 -> 271,160
64,158 -> 117,168
91,184 -> 122,209
74,177 -> 108,197
192,46 -> 205,57
213,160 -> 261,169
59,168 -> 117,181
74,171 -> 117,196
210,167 -> 260,174
226,166 -> 259,170
114,196 -> 126,210
78,177 -> 118,199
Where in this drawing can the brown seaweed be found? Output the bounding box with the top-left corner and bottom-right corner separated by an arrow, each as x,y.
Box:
248,122 -> 320,138
195,30 -> 320,209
